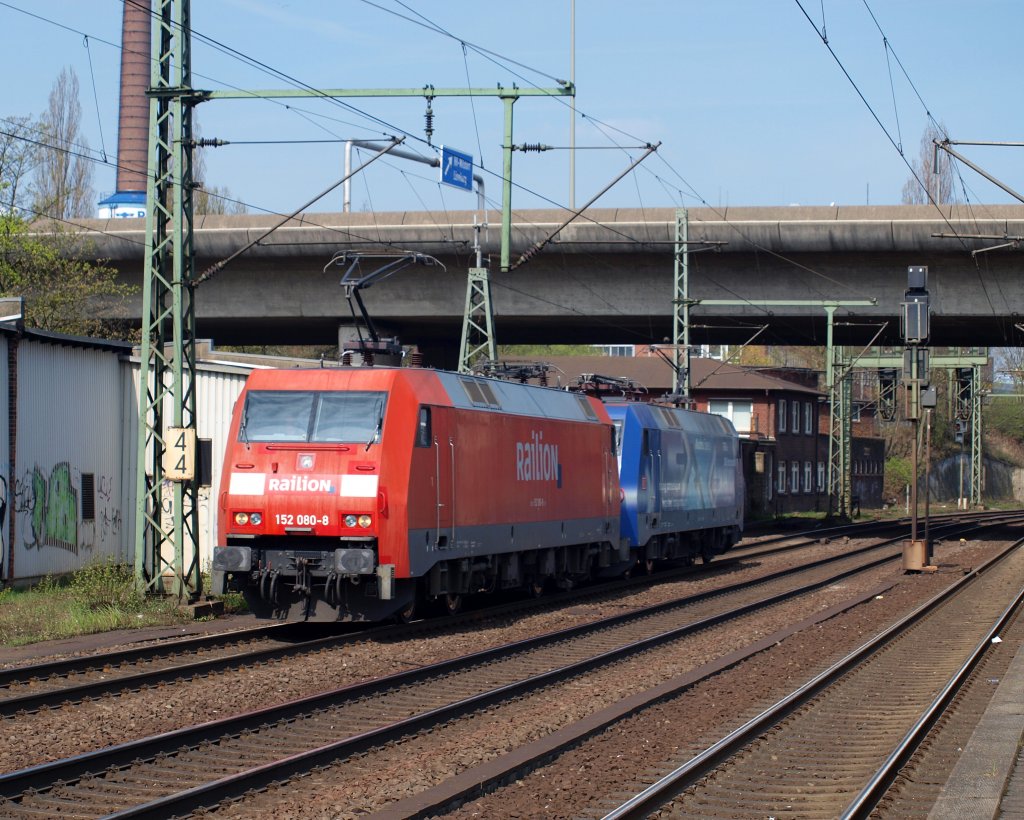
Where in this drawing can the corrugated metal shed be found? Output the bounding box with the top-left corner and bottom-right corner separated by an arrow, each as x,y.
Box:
10,335 -> 127,580
0,323 -> 253,583
0,334 -> 8,578
120,357 -> 251,578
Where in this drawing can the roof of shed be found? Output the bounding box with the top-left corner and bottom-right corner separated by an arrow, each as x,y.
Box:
536,355 -> 824,397
0,323 -> 135,353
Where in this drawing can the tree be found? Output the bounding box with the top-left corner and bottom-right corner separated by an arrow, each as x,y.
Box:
994,347 -> 1024,391
0,116 -> 41,215
32,68 -> 94,220
0,214 -> 137,339
193,181 -> 247,216
498,344 -> 601,357
901,123 -> 960,206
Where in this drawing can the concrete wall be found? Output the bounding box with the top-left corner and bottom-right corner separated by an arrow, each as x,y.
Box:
929,455 -> 1021,503
62,205 -> 1024,351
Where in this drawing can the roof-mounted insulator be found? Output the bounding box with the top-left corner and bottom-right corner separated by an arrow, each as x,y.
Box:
424,99 -> 434,146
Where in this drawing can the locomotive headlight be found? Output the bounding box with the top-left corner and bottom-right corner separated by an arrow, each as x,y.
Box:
249,512 -> 262,526
344,514 -> 358,528
358,515 -> 372,528
234,512 -> 249,526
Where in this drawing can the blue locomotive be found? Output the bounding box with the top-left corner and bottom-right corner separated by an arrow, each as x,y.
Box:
607,402 -> 744,570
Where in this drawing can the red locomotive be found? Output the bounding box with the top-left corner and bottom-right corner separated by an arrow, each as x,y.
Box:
212,366 -> 622,621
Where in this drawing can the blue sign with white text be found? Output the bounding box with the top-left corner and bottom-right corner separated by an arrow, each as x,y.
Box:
440,146 -> 474,191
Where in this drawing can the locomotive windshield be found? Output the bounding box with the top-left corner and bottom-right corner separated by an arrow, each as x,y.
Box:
240,390 -> 387,443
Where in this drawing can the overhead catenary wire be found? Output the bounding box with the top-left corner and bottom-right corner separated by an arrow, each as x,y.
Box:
196,138 -> 407,285
791,0 -> 973,256
10,0 -> 1003,351
81,35 -> 108,162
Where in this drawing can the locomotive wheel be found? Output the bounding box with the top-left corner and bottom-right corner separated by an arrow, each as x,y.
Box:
645,558 -> 655,575
444,593 -> 463,615
397,597 -> 418,624
529,579 -> 546,598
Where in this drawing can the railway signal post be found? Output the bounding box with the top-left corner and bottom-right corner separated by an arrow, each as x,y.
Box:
901,265 -> 937,572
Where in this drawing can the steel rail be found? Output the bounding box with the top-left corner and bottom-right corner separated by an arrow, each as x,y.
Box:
0,524 -> 937,814
370,516 -> 1024,818
1,510 -> 1014,718
0,515 -> 936,715
0,624 -> 289,687
842,574 -> 1024,818
599,535 -> 1024,820
100,544 -> 910,818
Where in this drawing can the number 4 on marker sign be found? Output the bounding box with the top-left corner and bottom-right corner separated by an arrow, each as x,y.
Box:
163,426 -> 196,481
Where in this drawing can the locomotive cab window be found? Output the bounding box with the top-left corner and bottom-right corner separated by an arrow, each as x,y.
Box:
416,406 -> 432,447
241,390 -> 387,443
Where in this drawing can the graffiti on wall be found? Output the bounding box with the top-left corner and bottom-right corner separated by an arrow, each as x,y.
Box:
20,463 -> 79,554
0,476 -> 7,573
13,463 -> 121,557
97,474 -> 121,543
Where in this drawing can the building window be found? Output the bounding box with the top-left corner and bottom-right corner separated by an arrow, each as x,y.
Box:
699,344 -> 730,361
777,460 -> 787,494
804,461 -> 813,494
852,403 -> 862,422
791,400 -> 800,434
778,399 -> 787,433
709,399 -> 753,434
767,453 -> 773,500
817,461 -> 825,491
804,402 -> 813,434
791,461 -> 800,493
594,344 -> 635,357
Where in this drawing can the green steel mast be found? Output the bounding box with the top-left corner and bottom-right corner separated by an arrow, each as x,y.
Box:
134,0 -> 200,598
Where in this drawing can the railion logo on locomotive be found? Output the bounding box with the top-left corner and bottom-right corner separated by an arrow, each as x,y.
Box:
267,476 -> 336,493
516,431 -> 560,482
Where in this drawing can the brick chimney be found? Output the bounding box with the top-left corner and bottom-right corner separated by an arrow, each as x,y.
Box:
116,0 -> 151,193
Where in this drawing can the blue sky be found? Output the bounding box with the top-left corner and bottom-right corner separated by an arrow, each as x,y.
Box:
1,1 -> 1021,218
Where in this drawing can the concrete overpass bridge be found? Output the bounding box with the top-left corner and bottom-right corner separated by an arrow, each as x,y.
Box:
75,204 -> 1024,365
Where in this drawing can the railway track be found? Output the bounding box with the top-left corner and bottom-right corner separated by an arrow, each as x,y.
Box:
0,515 -> 1011,818
594,533 -> 1024,818
0,512 -> 943,715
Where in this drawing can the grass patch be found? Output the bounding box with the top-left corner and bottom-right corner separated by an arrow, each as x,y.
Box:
0,560 -> 189,647
218,591 -> 249,615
